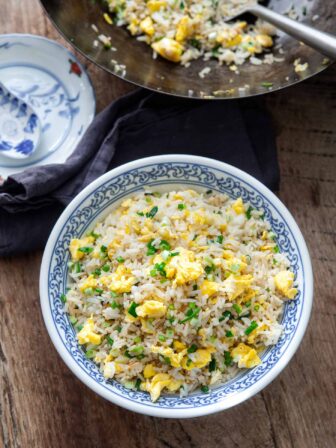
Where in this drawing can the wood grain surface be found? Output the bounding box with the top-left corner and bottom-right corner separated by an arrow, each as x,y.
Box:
1,1 -> 335,447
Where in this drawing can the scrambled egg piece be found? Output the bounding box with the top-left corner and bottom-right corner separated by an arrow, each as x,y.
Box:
69,236 -> 95,261
77,316 -> 101,346
152,38 -> 183,62
110,265 -> 135,294
217,29 -> 242,47
164,247 -> 203,286
222,274 -> 253,301
200,280 -> 220,297
143,373 -> 182,402
274,271 -> 297,299
151,346 -> 186,368
136,300 -> 167,318
176,16 -> 192,42
173,340 -> 187,351
147,0 -> 166,13
232,197 -> 244,214
79,274 -> 98,293
140,17 -> 155,36
181,348 -> 215,370
143,363 -> 156,379
231,343 -> 261,368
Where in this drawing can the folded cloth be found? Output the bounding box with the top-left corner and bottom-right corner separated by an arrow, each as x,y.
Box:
0,88 -> 279,256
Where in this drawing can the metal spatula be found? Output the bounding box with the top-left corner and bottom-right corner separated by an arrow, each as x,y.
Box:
222,1 -> 336,60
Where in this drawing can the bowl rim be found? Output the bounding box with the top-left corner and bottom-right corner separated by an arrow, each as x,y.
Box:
40,154 -> 313,418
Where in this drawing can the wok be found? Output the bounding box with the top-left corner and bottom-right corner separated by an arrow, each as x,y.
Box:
40,0 -> 335,99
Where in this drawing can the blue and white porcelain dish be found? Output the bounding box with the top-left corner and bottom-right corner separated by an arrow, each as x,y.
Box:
40,155 -> 313,418
0,81 -> 41,159
0,34 -> 95,179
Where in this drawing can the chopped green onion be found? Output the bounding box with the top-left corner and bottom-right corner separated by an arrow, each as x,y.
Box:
192,284 -> 198,291
135,378 -> 142,391
116,256 -> 125,263
78,246 -> 94,254
166,329 -> 174,338
128,302 -> 139,318
130,345 -> 144,356
245,301 -> 251,308
219,310 -> 233,322
224,351 -> 233,366
100,245 -> 107,253
69,316 -> 77,325
153,262 -> 167,277
179,306 -> 201,324
232,304 -> 242,315
273,245 -> 280,253
186,358 -> 193,367
178,203 -> 186,210
168,304 -> 175,310
159,240 -> 171,251
187,344 -> 197,354
170,251 -> 180,257
74,262 -> 82,273
146,206 -> 158,218
93,268 -> 101,277
167,315 -> 175,324
206,190 -> 213,195
245,321 -> 258,335
137,211 -> 144,216
110,300 -> 121,309
102,264 -> 110,272
245,206 -> 253,220
106,336 -> 114,346
88,231 -> 100,239
133,336 -> 141,343
217,235 -> 223,244
200,385 -> 209,393
85,349 -> 96,359
209,358 -> 217,372
60,293 -> 67,303
205,265 -> 213,275
76,324 -> 83,332
254,304 -> 260,311
261,81 -> 273,87
158,334 -> 166,342
95,288 -> 104,295
110,291 -> 118,298
146,239 -> 158,256
225,330 -> 234,338
116,325 -> 122,333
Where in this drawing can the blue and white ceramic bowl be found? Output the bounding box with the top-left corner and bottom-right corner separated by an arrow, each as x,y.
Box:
0,34 -> 95,179
40,155 -> 313,418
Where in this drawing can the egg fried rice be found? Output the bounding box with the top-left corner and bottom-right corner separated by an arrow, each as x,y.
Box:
64,189 -> 298,402
104,0 -> 276,66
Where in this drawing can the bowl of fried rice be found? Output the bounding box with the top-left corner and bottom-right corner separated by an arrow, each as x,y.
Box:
40,155 -> 313,418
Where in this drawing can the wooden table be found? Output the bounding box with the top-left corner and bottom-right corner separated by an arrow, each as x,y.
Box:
1,1 -> 335,447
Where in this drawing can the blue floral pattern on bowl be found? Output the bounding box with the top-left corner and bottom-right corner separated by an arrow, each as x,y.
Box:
0,82 -> 40,158
41,158 -> 312,417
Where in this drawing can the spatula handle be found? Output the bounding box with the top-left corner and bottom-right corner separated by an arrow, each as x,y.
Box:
250,4 -> 336,60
